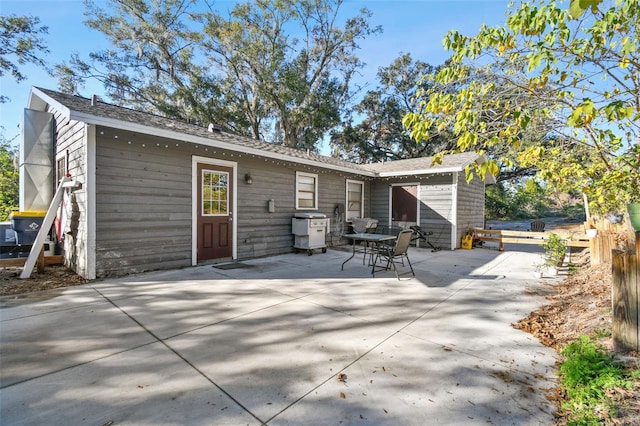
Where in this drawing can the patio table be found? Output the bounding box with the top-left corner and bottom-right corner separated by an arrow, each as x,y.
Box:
341,233 -> 397,271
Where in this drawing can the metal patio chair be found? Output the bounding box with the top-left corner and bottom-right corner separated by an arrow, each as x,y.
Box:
349,218 -> 379,263
372,229 -> 415,279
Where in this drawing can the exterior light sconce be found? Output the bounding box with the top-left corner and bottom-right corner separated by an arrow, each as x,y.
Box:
245,173 -> 253,184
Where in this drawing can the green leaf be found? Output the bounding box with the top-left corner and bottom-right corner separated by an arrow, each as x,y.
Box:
569,0 -> 601,19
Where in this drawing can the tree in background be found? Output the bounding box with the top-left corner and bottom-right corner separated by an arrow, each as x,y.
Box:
329,53 -> 455,163
0,136 -> 19,220
486,178 -> 548,220
55,0 -> 228,130
0,15 -> 49,103
55,0 -> 380,152
404,0 -> 639,214
201,0 -> 380,150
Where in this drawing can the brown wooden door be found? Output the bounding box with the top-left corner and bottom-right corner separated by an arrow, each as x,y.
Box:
197,163 -> 233,261
392,185 -> 418,223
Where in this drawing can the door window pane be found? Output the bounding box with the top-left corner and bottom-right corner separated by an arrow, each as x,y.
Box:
202,170 -> 229,215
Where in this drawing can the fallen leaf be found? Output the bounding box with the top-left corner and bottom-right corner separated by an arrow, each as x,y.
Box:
340,392 -> 346,399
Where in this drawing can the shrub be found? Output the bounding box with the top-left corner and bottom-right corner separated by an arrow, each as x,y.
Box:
559,336 -> 635,424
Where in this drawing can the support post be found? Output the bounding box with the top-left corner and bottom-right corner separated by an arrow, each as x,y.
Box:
19,176 -> 73,279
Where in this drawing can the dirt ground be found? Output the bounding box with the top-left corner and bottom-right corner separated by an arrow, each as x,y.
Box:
1,252 -> 639,423
0,264 -> 88,295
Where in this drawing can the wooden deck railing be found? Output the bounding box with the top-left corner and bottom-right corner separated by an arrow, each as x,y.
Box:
472,228 -> 589,251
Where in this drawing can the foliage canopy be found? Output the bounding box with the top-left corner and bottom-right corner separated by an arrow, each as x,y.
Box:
0,15 -> 49,103
329,53 -> 456,163
403,0 -> 639,213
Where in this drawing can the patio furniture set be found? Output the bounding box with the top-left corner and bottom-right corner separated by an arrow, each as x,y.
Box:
340,224 -> 417,279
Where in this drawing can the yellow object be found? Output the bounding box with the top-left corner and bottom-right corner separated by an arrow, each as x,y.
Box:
461,234 -> 473,250
9,211 -> 46,218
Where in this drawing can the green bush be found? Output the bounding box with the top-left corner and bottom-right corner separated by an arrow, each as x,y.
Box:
542,233 -> 566,267
0,140 -> 19,221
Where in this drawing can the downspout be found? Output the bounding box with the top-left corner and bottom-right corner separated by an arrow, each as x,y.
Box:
86,124 -> 97,279
451,172 -> 458,250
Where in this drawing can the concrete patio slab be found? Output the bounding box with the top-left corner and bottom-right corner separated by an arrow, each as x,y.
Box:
1,246 -> 560,425
272,332 -> 555,425
0,299 -> 156,388
100,281 -> 296,340
0,342 -> 259,426
166,296 -> 394,421
0,286 -> 106,320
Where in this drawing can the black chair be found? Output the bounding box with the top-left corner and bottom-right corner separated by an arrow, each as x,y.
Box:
372,229 -> 415,279
530,220 -> 545,232
409,225 -> 440,251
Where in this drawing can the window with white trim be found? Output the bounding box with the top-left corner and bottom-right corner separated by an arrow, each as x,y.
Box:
56,154 -> 67,185
346,179 -> 364,220
296,171 -> 318,210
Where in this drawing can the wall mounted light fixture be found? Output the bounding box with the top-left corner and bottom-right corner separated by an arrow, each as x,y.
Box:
245,173 -> 253,184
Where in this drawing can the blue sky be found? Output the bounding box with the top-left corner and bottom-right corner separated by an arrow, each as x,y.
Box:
0,0 -> 512,146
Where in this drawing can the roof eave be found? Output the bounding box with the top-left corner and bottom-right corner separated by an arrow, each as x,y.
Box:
69,109 -> 375,177
377,166 -> 465,177
29,87 -> 72,119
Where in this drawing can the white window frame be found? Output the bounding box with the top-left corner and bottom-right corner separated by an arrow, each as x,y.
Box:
345,179 -> 364,221
56,152 -> 67,185
296,171 -> 318,210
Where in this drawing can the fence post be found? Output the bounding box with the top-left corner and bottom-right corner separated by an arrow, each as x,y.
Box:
589,235 -> 600,266
612,232 -> 640,352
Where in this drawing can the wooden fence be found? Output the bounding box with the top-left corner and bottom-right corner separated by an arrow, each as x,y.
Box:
474,224 -> 639,353
472,228 -> 589,251
612,232 -> 639,352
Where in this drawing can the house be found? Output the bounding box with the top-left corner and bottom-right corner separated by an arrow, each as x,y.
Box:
20,87 -> 494,279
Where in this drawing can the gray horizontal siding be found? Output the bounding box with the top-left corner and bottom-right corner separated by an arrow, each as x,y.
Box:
235,157 -> 362,258
455,174 -> 485,246
370,181 -> 390,225
419,177 -> 453,249
94,130 -> 366,275
95,135 -> 193,277
50,109 -> 90,277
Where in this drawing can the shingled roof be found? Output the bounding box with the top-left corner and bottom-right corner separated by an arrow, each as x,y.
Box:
29,87 -> 485,178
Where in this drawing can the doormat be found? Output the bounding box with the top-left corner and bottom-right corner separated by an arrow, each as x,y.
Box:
212,262 -> 253,270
